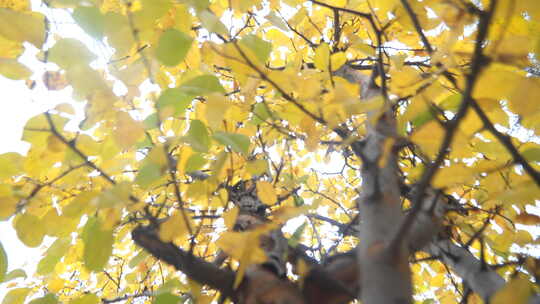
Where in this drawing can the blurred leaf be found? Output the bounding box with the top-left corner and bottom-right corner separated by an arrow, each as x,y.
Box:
185,120 -> 211,152
179,75 -> 225,96
0,241 -> 6,283
1,288 -> 31,304
213,132 -> 250,154
0,8 -> 46,47
239,34 -> 272,63
73,6 -> 104,39
14,213 -> 45,248
82,217 -> 114,271
156,29 -> 193,66
256,181 -> 277,205
0,58 -> 31,80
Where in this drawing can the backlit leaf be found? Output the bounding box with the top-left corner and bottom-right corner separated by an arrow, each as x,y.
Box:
37,237 -> 71,275
14,213 -> 45,248
114,112 -> 145,149
213,132 -> 250,155
153,293 -> 181,304
179,75 -> 225,96
156,88 -> 193,116
314,43 -> 330,71
198,10 -> 228,36
1,288 -> 31,304
0,8 -> 46,47
491,274 -> 531,304
82,217 -> 114,271
239,34 -> 272,63
185,120 -> 211,152
156,29 -> 193,66
69,294 -> 99,304
28,294 -> 57,304
48,38 -> 96,69
256,181 -> 277,205
0,241 -> 6,283
73,6 -> 104,39
0,58 -> 31,80
158,211 -> 192,242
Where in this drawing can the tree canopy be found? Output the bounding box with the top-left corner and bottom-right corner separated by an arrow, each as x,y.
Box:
1,0 -> 540,303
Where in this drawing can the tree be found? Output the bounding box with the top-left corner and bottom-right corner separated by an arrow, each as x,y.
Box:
1,0 -> 540,303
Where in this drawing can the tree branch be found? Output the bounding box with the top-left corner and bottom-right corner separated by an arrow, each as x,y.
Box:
131,225 -> 236,299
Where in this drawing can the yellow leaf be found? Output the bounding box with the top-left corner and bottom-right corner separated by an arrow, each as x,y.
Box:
1,288 -> 31,304
411,121 -> 444,156
492,274 -> 532,304
114,112 -> 145,149
314,43 -> 330,71
246,159 -> 268,176
508,77 -> 540,117
472,63 -> 522,101
256,181 -> 277,205
0,152 -> 23,180
205,93 -> 230,130
0,195 -> 17,218
158,211 -> 192,242
0,58 -> 31,80
223,206 -> 239,230
433,163 -> 477,188
330,52 -> 346,71
0,9 -> 46,48
46,276 -> 65,293
217,231 -> 267,264
13,213 -> 45,248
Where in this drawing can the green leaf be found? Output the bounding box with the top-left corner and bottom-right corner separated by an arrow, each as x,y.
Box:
293,194 -> 304,207
37,237 -> 71,275
153,292 -> 181,304
213,132 -> 250,155
63,191 -> 99,218
0,241 -> 6,283
28,294 -> 57,304
69,294 -> 99,304
143,113 -> 159,129
134,0 -> 172,29
179,75 -> 225,96
135,162 -> 163,189
128,250 -> 149,268
251,102 -> 271,125
48,38 -> 96,70
1,288 -> 31,304
184,153 -> 206,173
197,10 -> 228,36
185,120 -> 211,153
522,148 -> 540,162
439,93 -> 462,112
239,34 -> 272,63
288,221 -> 307,248
73,6 -> 105,39
156,88 -> 193,115
82,217 -> 114,271
155,29 -> 193,66
411,109 -> 434,128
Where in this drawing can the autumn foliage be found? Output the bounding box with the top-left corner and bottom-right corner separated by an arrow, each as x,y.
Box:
1,0 -> 540,303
